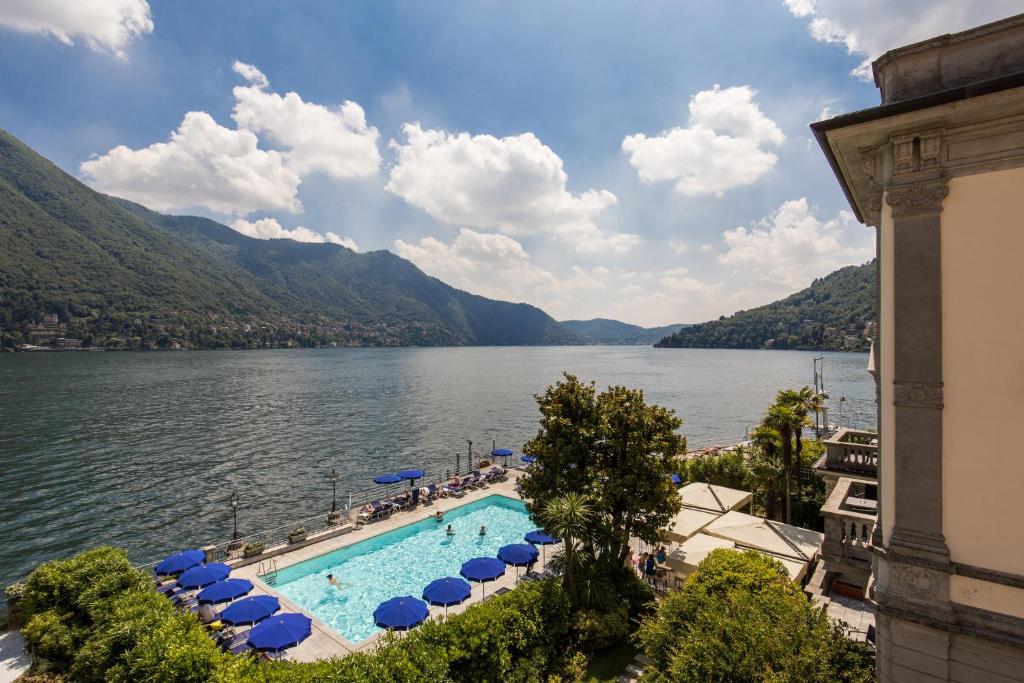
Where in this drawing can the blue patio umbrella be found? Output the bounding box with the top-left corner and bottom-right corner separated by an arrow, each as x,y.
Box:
197,578 -> 254,605
176,562 -> 230,590
398,469 -> 426,484
520,455 -> 537,464
247,613 -> 312,652
498,543 -> 539,579
524,529 -> 559,565
422,577 -> 472,617
155,549 -> 205,576
374,474 -> 402,485
374,596 -> 430,631
491,448 -> 513,458
220,595 -> 280,626
669,473 -> 682,485
460,557 -> 506,598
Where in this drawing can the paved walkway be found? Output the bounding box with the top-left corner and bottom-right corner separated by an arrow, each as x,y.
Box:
0,630 -> 30,683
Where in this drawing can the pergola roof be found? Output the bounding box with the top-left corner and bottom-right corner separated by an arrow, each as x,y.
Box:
665,532 -> 812,582
703,511 -> 823,563
679,482 -> 753,513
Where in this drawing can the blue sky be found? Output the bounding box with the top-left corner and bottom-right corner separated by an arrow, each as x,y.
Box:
1,1 -> 1019,325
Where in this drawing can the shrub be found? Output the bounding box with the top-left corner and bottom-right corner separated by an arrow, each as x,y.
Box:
243,542 -> 265,558
636,549 -> 874,683
572,605 -> 629,652
22,609 -> 83,666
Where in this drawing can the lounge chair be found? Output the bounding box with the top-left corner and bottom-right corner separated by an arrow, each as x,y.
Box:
425,483 -> 439,501
410,488 -> 420,507
442,483 -> 465,497
494,587 -> 510,596
228,640 -> 252,655
357,500 -> 384,523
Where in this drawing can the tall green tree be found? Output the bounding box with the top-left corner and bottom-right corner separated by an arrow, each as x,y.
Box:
520,374 -> 686,573
777,386 -> 821,456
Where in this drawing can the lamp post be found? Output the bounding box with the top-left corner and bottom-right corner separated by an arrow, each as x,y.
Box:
230,492 -> 240,540
467,439 -> 473,472
328,467 -> 339,513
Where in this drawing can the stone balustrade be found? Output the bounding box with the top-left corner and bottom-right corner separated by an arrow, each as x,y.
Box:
822,427 -> 878,477
820,477 -> 877,586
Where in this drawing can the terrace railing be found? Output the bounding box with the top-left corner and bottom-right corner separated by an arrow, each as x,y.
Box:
822,428 -> 878,477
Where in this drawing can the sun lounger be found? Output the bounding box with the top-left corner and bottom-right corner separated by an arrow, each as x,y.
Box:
228,640 -> 252,655
357,500 -> 385,523
426,483 -> 438,500
442,483 -> 466,497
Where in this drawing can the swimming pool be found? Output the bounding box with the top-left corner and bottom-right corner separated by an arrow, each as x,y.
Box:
273,494 -> 537,643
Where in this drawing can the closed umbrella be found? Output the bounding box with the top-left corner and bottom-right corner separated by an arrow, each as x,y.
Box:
220,595 -> 280,626
198,578 -> 254,605
460,557 -> 506,598
422,577 -> 472,617
374,596 -> 430,631
155,549 -> 205,576
497,543 -> 539,579
177,563 -> 230,590
524,529 -> 558,565
247,613 -> 312,652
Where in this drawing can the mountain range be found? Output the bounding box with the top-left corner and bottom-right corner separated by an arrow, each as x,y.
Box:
0,127 -> 874,352
655,260 -> 876,352
560,318 -> 688,345
0,128 -> 576,349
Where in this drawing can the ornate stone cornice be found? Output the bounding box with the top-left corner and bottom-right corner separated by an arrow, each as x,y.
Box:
885,180 -> 949,216
893,381 -> 944,409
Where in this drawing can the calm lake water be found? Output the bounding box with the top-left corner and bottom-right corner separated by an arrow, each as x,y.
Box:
0,347 -> 875,588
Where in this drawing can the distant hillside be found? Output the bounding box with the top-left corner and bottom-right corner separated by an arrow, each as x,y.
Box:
561,318 -> 689,345
0,128 -> 577,349
656,261 -> 876,351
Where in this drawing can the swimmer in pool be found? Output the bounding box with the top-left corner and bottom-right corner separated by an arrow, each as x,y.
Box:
479,525 -> 487,536
327,573 -> 351,589
435,510 -> 444,523
446,524 -> 455,536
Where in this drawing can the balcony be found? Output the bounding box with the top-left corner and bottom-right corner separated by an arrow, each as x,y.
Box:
815,427 -> 878,480
820,477 -> 877,589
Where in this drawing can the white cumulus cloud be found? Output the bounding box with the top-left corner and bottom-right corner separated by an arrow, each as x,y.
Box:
0,0 -> 152,58
80,61 -> 379,216
622,85 -> 784,197
783,0 -> 1024,80
80,111 -> 302,215
231,217 -> 358,250
231,61 -> 380,180
718,197 -> 873,291
387,123 -> 639,254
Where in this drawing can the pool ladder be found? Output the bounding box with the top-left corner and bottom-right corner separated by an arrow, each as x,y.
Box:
259,559 -> 279,586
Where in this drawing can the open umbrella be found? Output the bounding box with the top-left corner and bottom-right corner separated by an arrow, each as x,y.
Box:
497,543 -> 539,579
491,448 -> 514,457
397,469 -> 425,484
197,578 -> 254,605
155,549 -> 205,576
374,595 -> 430,631
247,613 -> 312,652
374,474 -> 402,485
177,563 -> 230,590
520,455 -> 537,465
422,577 -> 472,617
220,595 -> 280,626
460,557 -> 506,598
524,529 -> 558,565
669,473 -> 682,485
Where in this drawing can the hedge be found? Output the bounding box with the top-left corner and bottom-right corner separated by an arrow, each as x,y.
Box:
15,546 -> 575,682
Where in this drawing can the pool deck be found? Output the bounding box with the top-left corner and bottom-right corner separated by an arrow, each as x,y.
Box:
229,469 -> 554,661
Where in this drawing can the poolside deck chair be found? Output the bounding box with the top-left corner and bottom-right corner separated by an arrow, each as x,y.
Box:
357,500 -> 384,523
410,488 -> 420,507
494,587 -> 511,597
228,640 -> 252,655
425,483 -> 439,501
442,482 -> 466,497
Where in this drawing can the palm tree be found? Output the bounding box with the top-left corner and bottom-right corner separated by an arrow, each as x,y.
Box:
539,492 -> 594,608
748,425 -> 783,519
761,403 -> 802,524
777,386 -> 822,454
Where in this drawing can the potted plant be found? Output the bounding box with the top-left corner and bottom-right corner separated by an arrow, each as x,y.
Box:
288,527 -> 307,544
243,541 -> 265,558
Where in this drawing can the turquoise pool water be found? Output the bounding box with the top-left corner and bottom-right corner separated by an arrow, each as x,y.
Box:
273,494 -> 536,642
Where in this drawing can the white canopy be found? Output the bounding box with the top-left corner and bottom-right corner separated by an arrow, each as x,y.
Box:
666,532 -> 811,582
679,482 -> 753,513
663,483 -> 755,542
703,511 -> 823,563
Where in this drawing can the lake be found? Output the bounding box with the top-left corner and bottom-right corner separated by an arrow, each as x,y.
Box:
0,346 -> 875,588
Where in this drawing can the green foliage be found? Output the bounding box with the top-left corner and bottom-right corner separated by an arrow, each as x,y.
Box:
0,128 -> 578,349
656,261 -> 876,351
243,542 -> 265,558
685,446 -> 750,490
637,549 -> 874,683
521,374 -> 686,578
19,545 -> 576,682
22,609 -> 84,666
572,605 -> 630,652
